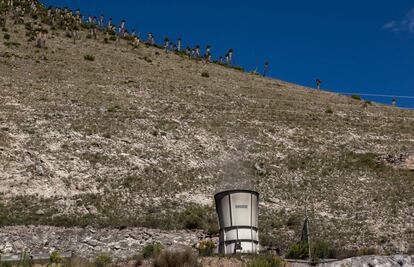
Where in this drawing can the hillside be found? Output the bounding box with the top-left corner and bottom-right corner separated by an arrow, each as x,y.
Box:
1,1 -> 414,258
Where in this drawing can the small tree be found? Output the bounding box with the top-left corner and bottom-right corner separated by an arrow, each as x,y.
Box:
177,37 -> 181,51
228,48 -> 233,64
263,61 -> 269,77
143,243 -> 163,259
198,240 -> 216,256
94,254 -> 112,267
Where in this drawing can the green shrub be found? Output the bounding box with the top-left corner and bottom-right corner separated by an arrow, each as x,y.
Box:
142,243 -> 163,259
201,71 -> 210,78
357,247 -> 378,256
131,254 -> 143,266
351,95 -> 361,100
198,240 -> 216,256
4,41 -> 20,47
231,65 -> 245,72
104,37 -> 109,43
19,251 -> 33,267
248,255 -> 286,267
143,56 -> 152,63
364,100 -> 372,105
311,240 -> 331,260
286,241 -> 309,259
286,214 -> 301,229
182,212 -> 202,229
86,34 -> 92,39
107,105 -> 120,112
49,251 -> 62,264
3,33 -> 10,40
338,152 -> 380,171
84,54 -> 95,61
109,35 -> 117,41
94,253 -> 112,267
153,248 -> 199,267
24,22 -> 32,31
325,108 -> 333,114
2,262 -> 12,267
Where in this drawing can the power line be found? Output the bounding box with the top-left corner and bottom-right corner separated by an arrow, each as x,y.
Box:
338,93 -> 414,99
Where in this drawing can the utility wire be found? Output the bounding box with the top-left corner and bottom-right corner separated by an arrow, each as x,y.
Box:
337,93 -> 414,99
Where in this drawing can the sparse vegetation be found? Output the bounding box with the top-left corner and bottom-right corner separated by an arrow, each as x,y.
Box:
143,243 -> 163,259
153,248 -> 199,267
247,254 -> 286,267
84,54 -> 95,61
4,41 -> 20,47
201,71 -> 210,78
286,241 -> 309,260
3,33 -> 10,40
94,253 -> 112,267
49,251 -> 63,264
143,56 -> 152,63
198,240 -> 216,256
351,94 -> 361,100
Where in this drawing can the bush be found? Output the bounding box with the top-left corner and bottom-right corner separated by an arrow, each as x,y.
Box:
231,65 -> 245,72
24,22 -> 32,31
49,251 -> 62,264
94,254 -> 112,267
109,35 -> 117,41
153,248 -> 199,267
142,243 -> 163,259
143,56 -> 152,63
312,240 -> 330,260
182,212 -> 202,229
131,254 -> 143,266
325,108 -> 333,114
86,34 -> 92,39
351,95 -> 361,100
286,214 -> 301,229
286,241 -> 309,260
3,33 -> 10,40
248,255 -> 286,267
2,262 -> 12,267
4,41 -> 20,48
357,247 -> 378,256
84,54 -> 95,61
198,240 -> 216,256
104,37 -> 109,43
19,251 -> 33,267
201,71 -> 209,78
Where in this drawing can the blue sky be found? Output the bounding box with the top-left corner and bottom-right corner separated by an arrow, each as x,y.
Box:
41,0 -> 414,108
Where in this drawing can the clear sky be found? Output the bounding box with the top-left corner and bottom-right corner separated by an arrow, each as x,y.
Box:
41,0 -> 414,109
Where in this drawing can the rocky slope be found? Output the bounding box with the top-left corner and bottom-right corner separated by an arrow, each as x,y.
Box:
1,1 -> 414,257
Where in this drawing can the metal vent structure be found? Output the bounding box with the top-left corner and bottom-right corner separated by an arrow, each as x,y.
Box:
214,190 -> 259,254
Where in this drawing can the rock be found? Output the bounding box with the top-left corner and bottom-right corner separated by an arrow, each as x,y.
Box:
320,255 -> 413,267
35,209 -> 45,215
86,205 -> 98,215
35,163 -> 44,176
254,162 -> 267,175
391,254 -> 413,267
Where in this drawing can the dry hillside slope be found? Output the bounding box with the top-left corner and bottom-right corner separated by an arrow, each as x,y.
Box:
1,4 -> 414,255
